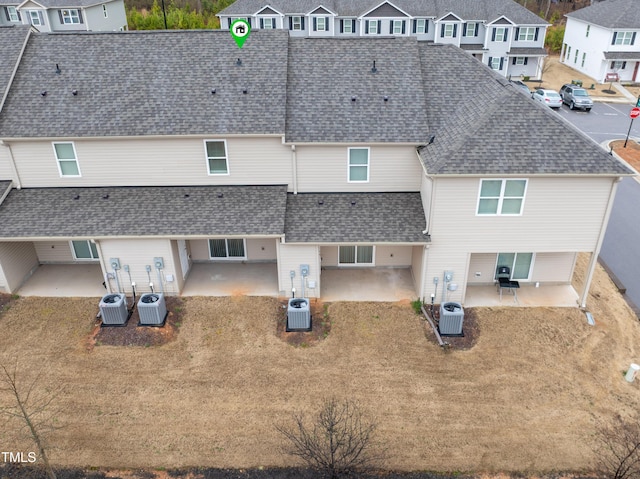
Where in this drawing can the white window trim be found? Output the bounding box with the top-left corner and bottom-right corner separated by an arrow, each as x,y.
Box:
615,31 -> 634,45
204,139 -> 229,176
490,57 -> 502,70
338,245 -> 376,266
70,240 -> 99,261
53,142 -> 81,177
415,18 -> 426,34
367,19 -> 378,34
342,18 -> 353,33
29,10 -> 44,26
7,6 -> 19,22
443,23 -> 454,38
62,9 -> 80,24
292,15 -> 302,30
515,57 -> 525,65
260,16 -> 276,29
476,178 -> 528,216
208,238 -> 247,260
494,27 -> 506,42
494,252 -> 535,281
315,16 -> 327,31
392,19 -> 403,35
518,27 -> 535,41
347,147 -> 370,183
465,22 -> 476,37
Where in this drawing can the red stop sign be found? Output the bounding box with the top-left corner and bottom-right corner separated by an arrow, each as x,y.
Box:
631,107 -> 640,119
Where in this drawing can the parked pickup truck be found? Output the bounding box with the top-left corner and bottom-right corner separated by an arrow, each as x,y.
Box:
559,84 -> 593,112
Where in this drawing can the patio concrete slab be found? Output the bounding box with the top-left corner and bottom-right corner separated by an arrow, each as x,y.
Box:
320,267 -> 417,302
17,263 -> 105,297
181,262 -> 279,296
464,284 -> 579,307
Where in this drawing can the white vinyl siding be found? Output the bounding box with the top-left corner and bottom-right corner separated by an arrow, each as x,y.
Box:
321,245 -> 411,267
467,252 -> 576,285
34,242 -> 74,263
7,6 -> 19,21
53,142 -> 80,177
477,179 -> 527,215
338,245 -> 374,265
209,238 -> 246,259
348,147 -> 369,182
7,137 -> 293,188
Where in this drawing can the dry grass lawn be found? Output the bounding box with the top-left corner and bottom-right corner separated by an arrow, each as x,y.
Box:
1,254 -> 640,474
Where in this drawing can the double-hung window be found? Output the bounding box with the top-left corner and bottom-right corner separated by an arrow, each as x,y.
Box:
7,6 -> 20,22
414,18 -> 426,34
464,22 -> 476,37
53,142 -> 81,177
260,17 -> 275,29
341,19 -> 354,33
314,16 -> 326,31
392,20 -> 404,35
61,9 -> 80,24
493,27 -> 507,42
209,239 -> 246,259
205,140 -> 228,175
29,10 -> 44,26
291,16 -> 302,30
443,23 -> 454,37
348,148 -> 369,182
339,246 -> 374,265
496,253 -> 533,281
477,179 -> 527,215
366,19 -> 378,34
72,240 -> 99,260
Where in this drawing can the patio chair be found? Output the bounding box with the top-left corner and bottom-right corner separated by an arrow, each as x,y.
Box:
496,265 -> 520,302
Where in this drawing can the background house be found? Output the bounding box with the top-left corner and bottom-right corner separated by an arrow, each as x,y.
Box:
562,0 -> 640,82
0,0 -> 126,31
218,0 -> 549,80
0,29 -> 632,306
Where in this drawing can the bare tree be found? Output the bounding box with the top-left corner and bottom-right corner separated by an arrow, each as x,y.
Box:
593,415 -> 640,479
0,360 -> 63,479
276,397 -> 387,478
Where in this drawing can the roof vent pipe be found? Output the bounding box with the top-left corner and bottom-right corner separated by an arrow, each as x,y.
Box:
55,63 -> 61,74
371,60 -> 377,73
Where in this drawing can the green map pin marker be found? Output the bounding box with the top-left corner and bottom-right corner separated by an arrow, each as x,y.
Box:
230,19 -> 251,48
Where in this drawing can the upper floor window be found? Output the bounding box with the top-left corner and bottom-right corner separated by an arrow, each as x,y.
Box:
492,27 -> 507,42
413,18 -> 427,34
341,19 -> 355,34
517,27 -> 537,41
313,16 -> 327,31
61,9 -> 81,24
53,142 -> 81,177
290,15 -> 303,30
348,147 -> 369,182
5,6 -> 20,22
441,23 -> 456,38
613,31 -> 636,45
102,4 -> 108,18
477,179 -> 527,215
586,25 -> 590,37
391,19 -> 405,35
260,17 -> 275,29
204,140 -> 229,175
582,52 -> 586,67
489,56 -> 503,70
574,48 -> 579,63
365,19 -> 379,34
29,10 -> 45,26
464,22 -> 477,37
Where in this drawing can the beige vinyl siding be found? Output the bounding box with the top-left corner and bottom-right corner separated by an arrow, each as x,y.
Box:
296,145 -> 422,192
8,137 -> 293,188
411,245 -> 424,297
0,146 -> 14,180
99,238 -> 177,294
0,242 -> 39,293
320,245 -> 411,267
421,176 -> 615,303
420,173 -> 432,230
320,246 -> 338,267
189,240 -> 209,261
169,239 -> 185,292
278,243 -> 320,297
34,241 -> 74,262
189,238 -> 277,261
531,252 -> 576,282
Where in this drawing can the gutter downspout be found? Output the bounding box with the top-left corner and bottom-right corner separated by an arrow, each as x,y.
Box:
419,244 -> 429,303
0,141 -> 22,189
291,144 -> 297,194
93,239 -> 111,294
580,177 -> 621,308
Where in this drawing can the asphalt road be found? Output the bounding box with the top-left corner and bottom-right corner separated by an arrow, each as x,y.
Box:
555,101 -> 640,313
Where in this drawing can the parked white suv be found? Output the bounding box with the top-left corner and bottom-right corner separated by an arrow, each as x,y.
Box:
559,84 -> 593,112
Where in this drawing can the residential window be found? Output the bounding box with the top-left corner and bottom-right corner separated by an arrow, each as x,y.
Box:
209,239 -> 246,259
392,19 -> 404,34
611,60 -> 627,69
493,27 -> 507,42
366,19 -> 378,34
477,179 -> 527,215
72,240 -> 99,260
414,18 -> 426,34
61,9 -> 80,24
348,147 -> 369,182
515,57 -> 525,65
613,31 -> 635,45
574,48 -> 579,63
443,23 -> 454,38
341,19 -> 354,33
517,27 -> 536,41
291,15 -> 302,30
102,4 -> 107,18
581,52 -> 586,67
53,142 -> 80,177
204,140 -> 228,175
489,56 -> 503,70
586,25 -> 590,37
260,17 -> 275,29
496,253 -> 533,281
29,10 -> 44,26
566,45 -> 571,61
464,22 -> 476,37
339,246 -> 374,265
6,6 -> 19,22
314,16 -> 326,31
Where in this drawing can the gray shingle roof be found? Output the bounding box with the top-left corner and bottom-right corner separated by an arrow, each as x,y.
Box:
0,25 -> 30,109
18,0 -> 118,7
604,51 -> 640,59
507,47 -> 547,55
219,0 -> 548,25
284,192 -> 429,243
0,30 -> 289,138
0,185 -> 288,238
285,36 -> 428,143
566,0 -> 640,29
417,43 -> 633,176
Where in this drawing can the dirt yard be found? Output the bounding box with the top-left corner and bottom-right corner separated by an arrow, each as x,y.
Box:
1,254 -> 640,474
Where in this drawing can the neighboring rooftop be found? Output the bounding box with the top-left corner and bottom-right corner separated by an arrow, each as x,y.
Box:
565,0 -> 640,29
0,25 -> 31,109
284,192 -> 428,243
15,0 -> 121,7
219,0 -> 548,25
0,185 -> 288,238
